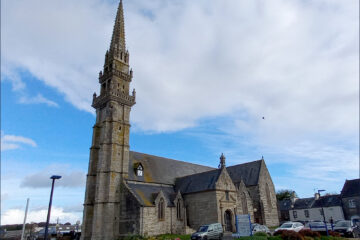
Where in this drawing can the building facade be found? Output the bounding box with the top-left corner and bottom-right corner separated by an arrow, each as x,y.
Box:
81,1 -> 279,239
288,195 -> 344,223
341,179 -> 360,223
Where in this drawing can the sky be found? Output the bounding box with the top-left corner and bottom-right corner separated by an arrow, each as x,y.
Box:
1,0 -> 359,225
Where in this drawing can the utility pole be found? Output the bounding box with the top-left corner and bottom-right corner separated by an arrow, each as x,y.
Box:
21,198 -> 30,240
44,175 -> 62,240
318,190 -> 329,236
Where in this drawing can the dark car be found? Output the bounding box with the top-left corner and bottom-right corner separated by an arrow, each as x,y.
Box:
333,220 -> 359,238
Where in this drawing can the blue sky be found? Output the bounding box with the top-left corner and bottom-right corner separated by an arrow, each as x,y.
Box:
1,0 -> 359,224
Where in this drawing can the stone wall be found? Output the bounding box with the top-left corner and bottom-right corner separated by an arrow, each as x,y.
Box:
247,185 -> 262,223
237,181 -> 255,222
257,161 -> 279,227
184,191 -> 219,231
342,196 -> 360,220
118,183 -> 141,237
140,206 -> 185,236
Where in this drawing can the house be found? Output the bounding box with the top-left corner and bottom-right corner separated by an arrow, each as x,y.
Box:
278,199 -> 292,223
289,195 -> 344,222
341,178 -> 360,223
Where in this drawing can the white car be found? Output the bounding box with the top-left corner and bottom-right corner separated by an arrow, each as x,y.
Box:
275,222 -> 304,232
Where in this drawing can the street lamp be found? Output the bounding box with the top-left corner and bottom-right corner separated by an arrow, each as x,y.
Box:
44,175 -> 62,240
317,190 -> 329,236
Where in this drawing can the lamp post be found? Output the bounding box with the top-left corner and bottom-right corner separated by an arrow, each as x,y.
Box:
44,175 -> 62,240
317,190 -> 329,236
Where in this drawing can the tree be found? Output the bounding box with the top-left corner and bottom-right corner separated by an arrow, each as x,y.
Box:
276,189 -> 297,201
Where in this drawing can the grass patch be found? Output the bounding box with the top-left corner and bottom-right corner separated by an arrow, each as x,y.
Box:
156,234 -> 191,240
235,236 -> 267,240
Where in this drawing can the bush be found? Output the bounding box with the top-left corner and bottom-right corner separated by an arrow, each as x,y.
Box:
274,230 -> 286,236
234,236 -> 267,240
274,230 -> 304,240
318,236 -> 343,240
327,231 -> 341,238
123,235 -> 144,240
299,229 -> 321,238
253,232 -> 268,237
156,234 -> 191,240
268,236 -> 282,240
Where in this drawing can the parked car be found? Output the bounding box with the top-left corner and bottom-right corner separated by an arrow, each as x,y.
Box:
275,222 -> 304,233
333,220 -> 360,238
304,221 -> 332,232
191,223 -> 223,240
252,224 -> 271,236
35,227 -> 57,239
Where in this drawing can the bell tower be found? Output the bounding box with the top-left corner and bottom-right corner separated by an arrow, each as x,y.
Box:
81,1 -> 135,239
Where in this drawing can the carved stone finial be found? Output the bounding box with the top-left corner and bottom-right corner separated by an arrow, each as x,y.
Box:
132,89 -> 136,98
93,92 -> 97,98
219,153 -> 226,169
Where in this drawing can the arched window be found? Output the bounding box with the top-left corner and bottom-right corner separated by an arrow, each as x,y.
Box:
158,198 -> 165,220
241,192 -> 248,214
176,199 -> 182,220
266,183 -> 272,209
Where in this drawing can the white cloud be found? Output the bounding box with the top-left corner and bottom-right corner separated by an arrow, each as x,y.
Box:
2,0 -> 359,196
3,0 -> 358,134
1,207 -> 81,225
1,67 -> 26,91
21,169 -> 86,189
19,94 -> 59,107
1,133 -> 37,151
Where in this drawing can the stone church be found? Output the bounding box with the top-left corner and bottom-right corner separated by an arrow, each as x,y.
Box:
81,1 -> 279,239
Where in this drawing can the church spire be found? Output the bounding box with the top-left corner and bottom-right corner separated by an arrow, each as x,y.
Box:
110,0 -> 126,51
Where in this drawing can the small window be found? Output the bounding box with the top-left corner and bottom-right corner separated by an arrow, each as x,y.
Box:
304,210 -> 309,218
349,199 -> 356,208
225,191 -> 229,200
136,165 -> 143,177
158,198 -> 165,220
177,200 -> 182,220
293,211 -> 297,218
134,163 -> 143,177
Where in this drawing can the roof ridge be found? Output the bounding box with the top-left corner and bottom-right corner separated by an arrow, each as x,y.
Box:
226,159 -> 263,168
130,150 -> 215,169
175,168 -> 220,180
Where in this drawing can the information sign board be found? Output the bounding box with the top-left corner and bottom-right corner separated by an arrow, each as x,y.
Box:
235,214 -> 252,237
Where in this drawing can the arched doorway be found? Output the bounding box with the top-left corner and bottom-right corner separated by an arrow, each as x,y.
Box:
224,210 -> 233,232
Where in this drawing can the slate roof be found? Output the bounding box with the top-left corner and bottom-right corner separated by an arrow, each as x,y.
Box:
341,179 -> 360,198
312,194 -> 342,208
174,169 -> 222,194
128,151 -> 214,185
278,199 -> 292,211
226,160 -> 263,186
127,152 -> 265,196
293,197 -> 314,209
126,182 -> 176,207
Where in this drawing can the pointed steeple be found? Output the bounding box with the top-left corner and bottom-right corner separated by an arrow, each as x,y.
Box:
110,0 -> 126,51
